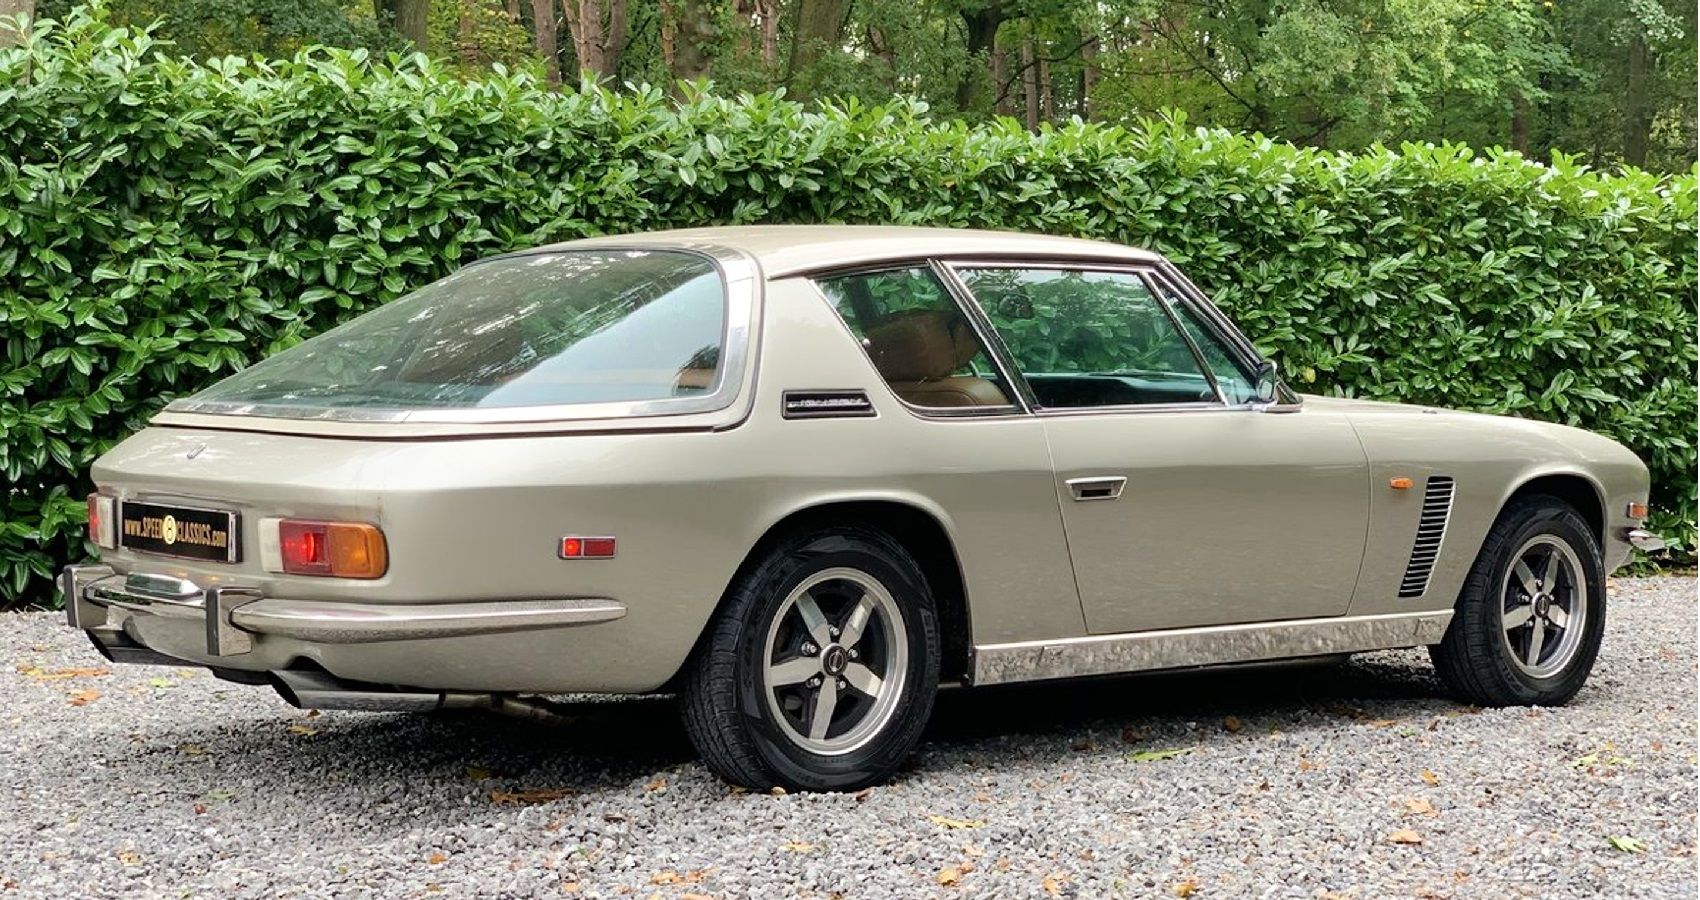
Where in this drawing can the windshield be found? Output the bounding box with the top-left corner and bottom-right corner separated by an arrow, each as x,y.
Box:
188,250 -> 727,413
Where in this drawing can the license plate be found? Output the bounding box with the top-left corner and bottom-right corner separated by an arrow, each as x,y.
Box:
118,501 -> 240,563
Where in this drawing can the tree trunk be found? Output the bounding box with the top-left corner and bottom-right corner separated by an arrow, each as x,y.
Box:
785,0 -> 850,83
1079,32 -> 1098,118
1038,53 -> 1052,123
757,0 -> 779,68
992,45 -> 1012,115
1510,92 -> 1530,155
505,0 -> 521,20
0,0 -> 33,48
458,0 -> 478,66
394,0 -> 429,50
564,0 -> 628,78
1623,30 -> 1651,167
957,5 -> 1007,111
669,0 -> 716,82
1021,39 -> 1038,132
532,0 -> 562,85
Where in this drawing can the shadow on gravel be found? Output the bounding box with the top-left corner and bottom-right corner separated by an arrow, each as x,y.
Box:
116,652 -> 1454,802
923,651 -> 1452,744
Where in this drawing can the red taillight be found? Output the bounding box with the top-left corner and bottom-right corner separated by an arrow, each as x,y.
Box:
279,519 -> 387,578
87,493 -> 115,550
559,536 -> 616,559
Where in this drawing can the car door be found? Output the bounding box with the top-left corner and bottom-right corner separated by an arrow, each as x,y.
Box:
947,262 -> 1370,634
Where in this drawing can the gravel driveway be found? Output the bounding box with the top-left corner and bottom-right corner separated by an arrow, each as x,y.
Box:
3,576 -> 1694,899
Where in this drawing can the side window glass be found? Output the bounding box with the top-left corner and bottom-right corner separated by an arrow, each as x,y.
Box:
1162,288 -> 1258,404
957,267 -> 1219,409
815,267 -> 1011,410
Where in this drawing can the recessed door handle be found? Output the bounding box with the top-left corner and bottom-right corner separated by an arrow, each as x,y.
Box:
1067,476 -> 1127,501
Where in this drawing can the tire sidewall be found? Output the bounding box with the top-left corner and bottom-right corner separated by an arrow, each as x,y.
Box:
731,532 -> 939,791
1474,502 -> 1606,703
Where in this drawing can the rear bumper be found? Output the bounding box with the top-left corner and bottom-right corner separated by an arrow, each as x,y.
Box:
61,563 -> 626,672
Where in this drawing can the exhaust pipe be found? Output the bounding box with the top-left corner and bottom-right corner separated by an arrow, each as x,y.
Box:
270,669 -> 569,722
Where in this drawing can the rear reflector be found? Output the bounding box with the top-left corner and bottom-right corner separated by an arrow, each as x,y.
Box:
560,536 -> 616,559
87,494 -> 115,550
278,520 -> 387,578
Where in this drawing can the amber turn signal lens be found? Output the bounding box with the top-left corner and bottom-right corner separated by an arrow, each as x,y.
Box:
278,519 -> 387,578
1388,476 -> 1415,490
1626,502 -> 1649,521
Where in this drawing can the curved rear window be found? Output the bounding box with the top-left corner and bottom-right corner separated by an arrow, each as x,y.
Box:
190,250 -> 727,412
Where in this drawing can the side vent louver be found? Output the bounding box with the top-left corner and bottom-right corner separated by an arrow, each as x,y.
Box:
1398,476 -> 1455,598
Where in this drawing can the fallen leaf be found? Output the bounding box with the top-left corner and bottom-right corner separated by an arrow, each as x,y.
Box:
68,689 -> 101,706
427,853 -> 447,865
1388,829 -> 1424,845
489,788 -> 573,806
465,765 -> 495,781
937,867 -> 963,886
769,786 -> 787,796
928,814 -> 984,830
1173,876 -> 1200,897
649,871 -> 682,885
288,724 -> 318,737
1070,738 -> 1095,752
1404,797 -> 1437,816
854,787 -> 873,803
644,776 -> 667,793
963,843 -> 985,858
560,883 -> 580,894
23,666 -> 109,681
1129,747 -> 1194,763
1042,873 -> 1069,896
1607,835 -> 1647,854
782,841 -> 816,853
1222,716 -> 1242,733
203,788 -> 235,803
116,850 -> 142,867
1369,719 -> 1400,728
179,743 -> 206,756
148,677 -> 176,689
1120,727 -> 1145,745
1420,769 -> 1440,786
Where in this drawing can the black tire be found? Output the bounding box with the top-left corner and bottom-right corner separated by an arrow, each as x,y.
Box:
680,526 -> 941,791
1429,494 -> 1606,706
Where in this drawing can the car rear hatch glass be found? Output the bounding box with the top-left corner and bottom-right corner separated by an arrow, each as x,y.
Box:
169,248 -> 745,425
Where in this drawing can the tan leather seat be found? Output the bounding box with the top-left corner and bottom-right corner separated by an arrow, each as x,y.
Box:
863,310 -> 1009,408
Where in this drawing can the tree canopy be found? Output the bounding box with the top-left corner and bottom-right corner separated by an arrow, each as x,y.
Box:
18,0 -> 1698,173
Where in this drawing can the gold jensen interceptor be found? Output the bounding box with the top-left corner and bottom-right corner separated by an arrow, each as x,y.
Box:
63,226 -> 1662,790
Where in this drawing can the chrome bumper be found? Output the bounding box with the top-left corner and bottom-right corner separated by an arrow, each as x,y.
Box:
1626,528 -> 1666,553
60,564 -> 627,660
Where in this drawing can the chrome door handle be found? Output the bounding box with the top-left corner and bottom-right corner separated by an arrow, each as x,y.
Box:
1066,476 -> 1127,501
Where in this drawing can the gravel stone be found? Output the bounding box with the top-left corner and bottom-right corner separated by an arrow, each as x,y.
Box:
2,576 -> 1694,898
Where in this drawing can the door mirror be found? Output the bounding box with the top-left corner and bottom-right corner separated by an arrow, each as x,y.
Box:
1252,359 -> 1281,405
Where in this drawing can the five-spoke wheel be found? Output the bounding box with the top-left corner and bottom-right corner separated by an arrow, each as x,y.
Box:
681,527 -> 939,791
1432,495 -> 1605,706
1499,537 -> 1588,678
762,568 -> 907,753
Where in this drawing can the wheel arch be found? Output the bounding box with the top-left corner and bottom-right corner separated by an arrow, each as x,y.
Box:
1498,470 -> 1606,547
674,494 -> 974,688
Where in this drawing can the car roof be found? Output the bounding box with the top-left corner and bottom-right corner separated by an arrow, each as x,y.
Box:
536,225 -> 1163,278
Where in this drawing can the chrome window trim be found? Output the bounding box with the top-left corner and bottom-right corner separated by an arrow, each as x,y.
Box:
1152,261 -> 1303,408
942,259 -> 1233,413
162,245 -> 762,426
805,263 -> 1031,421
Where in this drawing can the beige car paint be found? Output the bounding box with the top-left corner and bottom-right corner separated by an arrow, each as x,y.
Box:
1040,404 -> 1370,633
77,226 -> 1651,695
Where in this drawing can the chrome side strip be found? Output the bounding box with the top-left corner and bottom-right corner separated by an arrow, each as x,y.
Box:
230,597 -> 627,644
970,610 -> 1453,686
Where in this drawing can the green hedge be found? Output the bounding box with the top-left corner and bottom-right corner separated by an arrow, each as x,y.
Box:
2,10 -> 1695,607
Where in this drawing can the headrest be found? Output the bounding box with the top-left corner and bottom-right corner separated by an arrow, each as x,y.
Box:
864,310 -> 981,381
